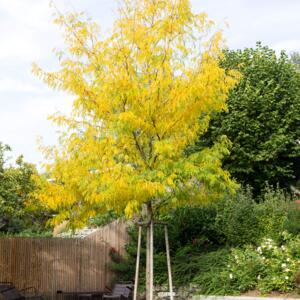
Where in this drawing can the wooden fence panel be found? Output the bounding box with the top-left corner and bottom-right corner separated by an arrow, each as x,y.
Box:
0,221 -> 129,299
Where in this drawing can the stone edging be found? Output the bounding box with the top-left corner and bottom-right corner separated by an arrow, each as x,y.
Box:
193,296 -> 300,300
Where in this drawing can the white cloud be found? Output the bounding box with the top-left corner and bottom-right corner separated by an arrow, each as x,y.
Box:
0,92 -> 73,165
0,0 -> 59,63
1,0 -> 300,167
0,78 -> 45,93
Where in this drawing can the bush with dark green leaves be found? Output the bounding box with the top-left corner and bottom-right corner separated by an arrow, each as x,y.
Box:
217,186 -> 294,246
195,43 -> 300,194
109,186 -> 300,291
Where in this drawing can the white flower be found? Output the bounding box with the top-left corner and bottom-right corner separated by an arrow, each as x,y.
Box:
227,264 -> 231,268
287,258 -> 290,262
257,275 -> 261,280
261,256 -> 266,260
281,245 -> 286,250
284,268 -> 290,272
285,276 -> 289,280
229,273 -> 233,279
282,263 -> 287,268
256,247 -> 262,253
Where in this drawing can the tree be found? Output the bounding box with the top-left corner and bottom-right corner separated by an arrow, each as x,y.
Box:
291,52 -> 300,72
0,143 -> 49,234
196,43 -> 300,194
33,0 -> 238,298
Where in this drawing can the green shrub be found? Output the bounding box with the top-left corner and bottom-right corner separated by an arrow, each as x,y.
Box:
255,186 -> 290,241
174,247 -> 230,288
283,203 -> 300,235
215,187 -> 260,246
110,231 -> 300,295
109,186 -> 300,294
156,204 -> 225,252
199,233 -> 300,295
215,186 -> 298,246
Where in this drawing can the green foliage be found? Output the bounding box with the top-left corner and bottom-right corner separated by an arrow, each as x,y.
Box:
255,187 -> 291,240
200,233 -> 300,294
0,143 -> 51,235
88,210 -> 119,227
196,43 -> 300,194
284,204 -> 300,235
214,188 -> 260,246
154,204 -> 225,253
216,186 -> 295,246
109,186 -> 300,294
151,231 -> 300,295
172,246 -> 230,287
0,229 -> 53,238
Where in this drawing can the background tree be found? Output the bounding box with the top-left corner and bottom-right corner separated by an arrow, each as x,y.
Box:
0,143 -> 50,235
195,43 -> 300,194
291,52 -> 300,72
33,0 -> 238,297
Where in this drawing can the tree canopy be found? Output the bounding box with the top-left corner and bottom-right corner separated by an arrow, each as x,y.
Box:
33,0 -> 238,227
0,143 -> 49,234
196,43 -> 300,194
291,52 -> 300,72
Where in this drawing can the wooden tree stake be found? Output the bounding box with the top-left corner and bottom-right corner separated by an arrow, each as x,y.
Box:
165,225 -> 174,300
133,225 -> 142,300
150,221 -> 154,300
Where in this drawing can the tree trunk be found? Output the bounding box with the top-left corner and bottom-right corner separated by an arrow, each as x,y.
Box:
146,201 -> 153,300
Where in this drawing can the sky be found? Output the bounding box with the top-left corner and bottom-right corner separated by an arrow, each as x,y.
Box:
0,0 -> 300,167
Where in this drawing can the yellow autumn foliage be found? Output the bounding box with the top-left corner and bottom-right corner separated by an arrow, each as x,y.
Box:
33,0 -> 239,227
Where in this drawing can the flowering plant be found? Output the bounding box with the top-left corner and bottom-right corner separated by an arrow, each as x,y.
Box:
224,232 -> 300,293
